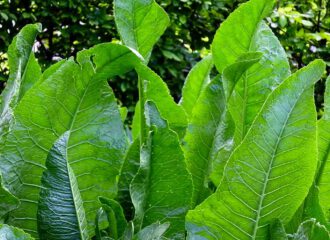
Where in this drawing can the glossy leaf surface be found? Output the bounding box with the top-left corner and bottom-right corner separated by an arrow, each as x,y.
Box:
37,132 -> 88,240
186,60 -> 325,239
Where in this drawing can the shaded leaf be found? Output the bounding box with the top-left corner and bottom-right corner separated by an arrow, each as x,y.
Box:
288,219 -> 330,240
37,132 -> 89,240
131,101 -> 192,239
133,222 -> 169,240
0,173 -> 19,219
0,224 -> 33,240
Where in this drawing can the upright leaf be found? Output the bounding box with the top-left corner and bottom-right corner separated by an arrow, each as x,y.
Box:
133,222 -> 169,240
135,63 -> 188,138
180,55 -> 213,119
0,224 -> 33,240
186,60 -> 325,239
37,132 -> 89,240
131,102 -> 192,239
0,43 -> 138,236
212,0 -> 274,72
114,0 -> 169,61
0,23 -> 41,136
317,75 -> 330,221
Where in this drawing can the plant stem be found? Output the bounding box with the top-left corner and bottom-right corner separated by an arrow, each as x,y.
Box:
138,75 -> 147,144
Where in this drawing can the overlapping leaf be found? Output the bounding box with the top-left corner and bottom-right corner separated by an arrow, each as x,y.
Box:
0,224 -> 33,240
186,60 -> 325,239
131,102 -> 192,239
0,43 -> 139,236
37,132 -> 89,240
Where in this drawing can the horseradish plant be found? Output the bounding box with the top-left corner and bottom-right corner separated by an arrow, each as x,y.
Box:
0,0 -> 329,239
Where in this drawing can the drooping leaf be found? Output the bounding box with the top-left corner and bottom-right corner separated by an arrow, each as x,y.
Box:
114,0 -> 169,61
133,222 -> 170,240
317,75 -> 330,221
117,138 -> 140,220
180,55 -> 214,119
37,132 -> 89,240
0,23 -> 41,137
0,43 -> 137,236
131,101 -> 192,239
135,63 -> 188,139
186,60 -> 325,239
0,173 -> 19,219
288,219 -> 330,240
0,224 -> 34,240
212,0 -> 274,73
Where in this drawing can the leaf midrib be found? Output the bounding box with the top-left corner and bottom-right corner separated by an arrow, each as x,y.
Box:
251,90 -> 305,238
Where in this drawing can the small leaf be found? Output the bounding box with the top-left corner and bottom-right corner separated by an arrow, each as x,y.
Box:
288,219 -> 330,240
133,222 -> 170,240
269,219 -> 288,240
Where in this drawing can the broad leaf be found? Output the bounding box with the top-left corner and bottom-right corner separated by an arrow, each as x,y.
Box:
0,43 -> 138,236
135,63 -> 188,139
37,132 -> 89,240
180,55 -> 213,118
288,219 -> 330,240
0,224 -> 33,240
186,60 -> 325,239
212,0 -> 274,72
0,23 -> 41,137
131,101 -> 192,239
114,0 -> 169,61
317,75 -> 330,221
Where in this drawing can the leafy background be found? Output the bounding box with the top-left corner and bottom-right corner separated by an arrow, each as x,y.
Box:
0,0 -> 329,118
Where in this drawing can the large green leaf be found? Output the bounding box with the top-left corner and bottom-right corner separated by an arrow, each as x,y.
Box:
0,43 -> 138,236
186,60 -> 325,239
212,0 -> 274,73
0,23 -> 41,136
37,132 -> 89,240
131,101 -> 192,239
135,63 -> 188,139
180,55 -> 213,119
0,224 -> 33,240
317,75 -> 330,221
114,0 -> 169,61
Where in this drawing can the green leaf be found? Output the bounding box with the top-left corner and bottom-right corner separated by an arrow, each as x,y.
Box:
0,224 -> 34,240
0,43 -> 136,236
317,75 -> 330,221
288,219 -> 330,240
0,173 -> 19,219
135,63 -> 188,139
186,60 -> 325,239
183,75 -> 227,205
98,197 -> 127,239
131,102 -> 141,141
133,222 -> 170,240
180,55 -> 213,119
120,107 -> 128,122
269,219 -> 288,240
212,0 -> 275,73
37,132 -> 89,240
114,0 -> 169,61
0,23 -> 41,137
117,138 -> 140,220
131,101 -> 192,239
